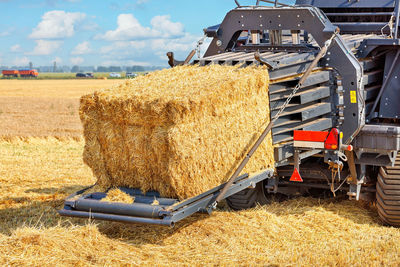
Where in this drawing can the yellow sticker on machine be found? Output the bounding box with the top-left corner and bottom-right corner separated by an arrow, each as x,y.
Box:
350,91 -> 357,103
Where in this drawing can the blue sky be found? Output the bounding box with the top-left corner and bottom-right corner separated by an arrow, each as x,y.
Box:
0,0 -> 234,67
0,0 -> 293,67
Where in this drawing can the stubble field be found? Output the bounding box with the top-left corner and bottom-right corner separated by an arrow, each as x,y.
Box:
1,79 -> 400,266
0,80 -> 118,139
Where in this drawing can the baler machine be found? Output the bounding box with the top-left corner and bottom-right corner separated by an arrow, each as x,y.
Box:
60,0 -> 400,227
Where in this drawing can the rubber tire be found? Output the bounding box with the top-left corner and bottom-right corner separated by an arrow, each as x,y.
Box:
376,162 -> 400,227
226,182 -> 270,210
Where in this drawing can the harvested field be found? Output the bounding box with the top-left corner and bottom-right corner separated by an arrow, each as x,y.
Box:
0,97 -> 82,139
81,65 -> 274,199
2,78 -> 400,266
0,79 -> 119,98
1,139 -> 400,266
0,80 -> 120,139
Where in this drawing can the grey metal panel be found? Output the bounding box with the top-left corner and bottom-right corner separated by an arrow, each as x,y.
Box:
270,86 -> 330,104
234,44 -> 317,53
362,70 -> 383,86
272,117 -> 333,144
272,101 -> 331,119
365,101 -> 375,115
74,199 -> 163,218
325,12 -> 393,16
320,34 -> 364,144
355,154 -> 395,166
357,38 -> 400,58
333,23 -> 388,34
166,173 -> 249,211
202,6 -> 362,143
60,170 -> 274,226
274,143 -> 322,165
204,7 -> 336,57
272,116 -> 331,135
273,117 -> 301,128
295,0 -> 395,8
363,38 -> 400,46
58,209 -> 174,226
269,71 -> 330,93
364,85 -> 381,101
353,124 -> 400,151
275,52 -> 315,67
202,7 -> 362,143
166,170 -> 273,223
269,61 -> 313,80
362,58 -> 384,72
379,50 -> 400,118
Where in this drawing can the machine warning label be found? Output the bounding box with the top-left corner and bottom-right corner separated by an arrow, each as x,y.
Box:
350,91 -> 357,103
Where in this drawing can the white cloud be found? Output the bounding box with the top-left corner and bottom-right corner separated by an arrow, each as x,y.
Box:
99,32 -> 204,65
100,40 -> 147,54
98,14 -> 184,41
0,31 -> 10,37
10,44 -> 22,52
70,57 -> 84,65
71,41 -> 92,55
80,21 -> 99,31
45,0 -> 81,6
150,15 -> 184,38
136,0 -> 149,4
101,60 -> 150,66
97,13 -> 191,64
13,57 -> 30,66
99,14 -> 155,41
53,56 -> 63,64
151,33 -> 197,53
29,10 -> 86,39
27,40 -> 63,55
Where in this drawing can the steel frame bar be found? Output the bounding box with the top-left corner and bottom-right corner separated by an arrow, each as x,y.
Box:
59,169 -> 274,226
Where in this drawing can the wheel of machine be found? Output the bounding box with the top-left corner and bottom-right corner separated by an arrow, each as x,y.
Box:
226,181 -> 273,210
376,157 -> 400,227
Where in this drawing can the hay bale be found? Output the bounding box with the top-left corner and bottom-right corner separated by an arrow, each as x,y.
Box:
80,65 -> 274,200
101,188 -> 135,204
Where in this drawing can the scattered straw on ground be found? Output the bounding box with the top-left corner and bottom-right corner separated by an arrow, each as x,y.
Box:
1,138 -> 400,266
101,188 -> 135,204
80,65 -> 274,199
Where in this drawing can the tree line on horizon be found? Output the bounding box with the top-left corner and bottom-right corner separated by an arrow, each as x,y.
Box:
0,65 -> 164,73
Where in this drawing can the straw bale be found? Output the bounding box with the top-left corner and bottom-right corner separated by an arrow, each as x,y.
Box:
101,188 -> 135,204
80,65 -> 274,199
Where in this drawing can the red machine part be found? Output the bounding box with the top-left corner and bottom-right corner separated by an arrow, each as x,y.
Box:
2,70 -> 19,76
293,129 -> 341,150
19,69 -> 39,77
289,168 -> 303,182
293,130 -> 329,142
324,128 -> 339,150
